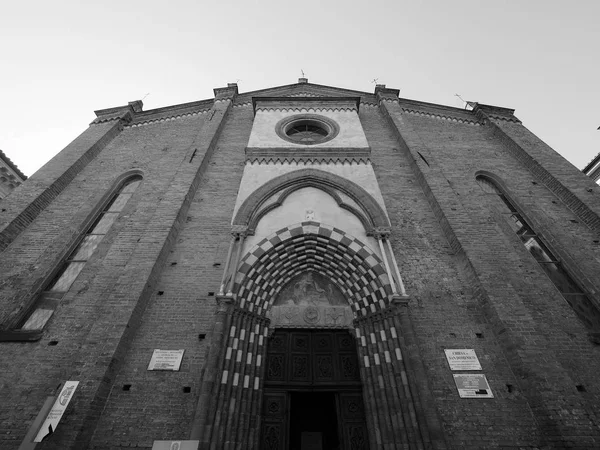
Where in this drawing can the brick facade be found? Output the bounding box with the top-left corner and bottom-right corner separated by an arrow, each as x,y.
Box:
1,80 -> 599,449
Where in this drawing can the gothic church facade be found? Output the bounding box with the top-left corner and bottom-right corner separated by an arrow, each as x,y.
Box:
1,80 -> 600,449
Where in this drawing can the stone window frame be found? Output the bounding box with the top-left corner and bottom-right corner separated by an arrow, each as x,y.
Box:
275,114 -> 340,146
476,172 -> 600,331
0,172 -> 143,342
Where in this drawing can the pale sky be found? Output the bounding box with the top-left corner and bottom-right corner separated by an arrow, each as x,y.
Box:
1,0 -> 599,176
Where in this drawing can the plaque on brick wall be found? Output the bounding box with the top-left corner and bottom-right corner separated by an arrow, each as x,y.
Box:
147,349 -> 185,371
453,374 -> 494,398
151,441 -> 199,450
34,381 -> 79,442
444,349 -> 482,371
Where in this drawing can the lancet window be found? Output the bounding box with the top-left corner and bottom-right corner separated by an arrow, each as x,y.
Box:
476,175 -> 599,328
19,176 -> 143,331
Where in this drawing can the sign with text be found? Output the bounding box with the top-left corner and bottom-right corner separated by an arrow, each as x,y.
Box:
453,374 -> 494,398
151,441 -> 200,450
147,349 -> 185,371
444,349 -> 482,371
34,381 -> 79,442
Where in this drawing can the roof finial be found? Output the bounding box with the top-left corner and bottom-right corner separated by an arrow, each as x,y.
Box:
298,69 -> 308,84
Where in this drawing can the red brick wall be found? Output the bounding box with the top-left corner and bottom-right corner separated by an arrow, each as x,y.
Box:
1,86 -> 599,449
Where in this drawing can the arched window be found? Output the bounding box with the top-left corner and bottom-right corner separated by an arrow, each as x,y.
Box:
19,176 -> 143,331
476,175 -> 600,329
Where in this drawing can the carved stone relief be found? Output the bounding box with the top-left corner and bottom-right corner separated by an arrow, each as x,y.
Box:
268,271 -> 354,329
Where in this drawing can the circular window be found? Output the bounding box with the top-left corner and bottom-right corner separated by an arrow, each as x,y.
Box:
276,114 -> 339,145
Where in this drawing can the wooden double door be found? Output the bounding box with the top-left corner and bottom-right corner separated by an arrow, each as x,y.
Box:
261,329 -> 369,450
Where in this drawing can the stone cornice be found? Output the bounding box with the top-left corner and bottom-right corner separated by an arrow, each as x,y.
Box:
376,94 -> 483,125
401,107 -> 481,125
472,103 -> 521,123
126,109 -> 209,128
252,97 -> 361,115
91,105 -> 134,125
245,147 -> 371,165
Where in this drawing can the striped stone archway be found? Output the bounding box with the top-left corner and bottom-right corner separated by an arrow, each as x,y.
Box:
233,221 -> 393,317
192,222 -> 447,449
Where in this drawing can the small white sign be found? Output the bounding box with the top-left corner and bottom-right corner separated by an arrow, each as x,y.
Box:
444,349 -> 482,371
453,374 -> 494,398
34,381 -> 79,442
147,349 -> 185,371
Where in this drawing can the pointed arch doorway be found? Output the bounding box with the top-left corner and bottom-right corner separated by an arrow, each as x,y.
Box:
199,223 -> 439,449
261,271 -> 368,449
262,328 -> 368,450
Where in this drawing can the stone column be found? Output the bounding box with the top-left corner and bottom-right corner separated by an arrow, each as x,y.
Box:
206,308 -> 269,449
190,295 -> 235,444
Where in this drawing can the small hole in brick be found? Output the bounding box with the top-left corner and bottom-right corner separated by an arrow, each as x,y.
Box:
122,384 -> 131,391
506,384 -> 514,393
48,340 -> 58,346
576,385 -> 586,392
183,386 -> 191,393
476,333 -> 484,339
449,333 -> 456,338
171,262 -> 177,266
158,291 -> 164,296
531,181 -> 538,185
1,208 -> 5,212
593,240 -> 599,244
551,200 -> 557,204
208,292 -> 214,296
570,220 -> 579,224
587,188 -> 593,192
213,263 -> 221,267
198,333 -> 207,340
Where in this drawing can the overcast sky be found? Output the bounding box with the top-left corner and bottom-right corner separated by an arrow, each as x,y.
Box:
1,0 -> 598,176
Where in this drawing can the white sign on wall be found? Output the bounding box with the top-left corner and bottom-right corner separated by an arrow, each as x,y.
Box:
34,381 -> 79,442
453,374 -> 494,398
444,349 -> 482,371
147,349 -> 185,371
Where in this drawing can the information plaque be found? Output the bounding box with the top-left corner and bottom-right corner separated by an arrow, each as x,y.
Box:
453,374 -> 494,398
444,349 -> 482,371
34,381 -> 79,442
147,349 -> 185,371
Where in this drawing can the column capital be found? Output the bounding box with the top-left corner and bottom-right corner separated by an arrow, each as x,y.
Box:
390,294 -> 411,308
369,226 -> 391,239
215,294 -> 235,314
231,225 -> 249,238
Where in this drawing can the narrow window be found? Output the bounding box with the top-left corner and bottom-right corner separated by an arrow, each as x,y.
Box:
476,175 -> 600,328
19,176 -> 142,331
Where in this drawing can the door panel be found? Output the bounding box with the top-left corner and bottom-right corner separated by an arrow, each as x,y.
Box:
262,329 -> 369,449
261,392 -> 288,450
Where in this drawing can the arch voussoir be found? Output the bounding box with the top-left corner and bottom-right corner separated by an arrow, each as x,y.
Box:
234,222 -> 392,317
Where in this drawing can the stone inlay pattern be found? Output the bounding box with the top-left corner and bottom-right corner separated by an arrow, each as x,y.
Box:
233,222 -> 392,317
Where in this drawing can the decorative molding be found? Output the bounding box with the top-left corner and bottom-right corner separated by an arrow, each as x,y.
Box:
245,155 -> 371,165
401,108 -> 481,125
232,101 -> 253,108
473,103 -> 521,124
127,110 -> 209,128
232,168 -> 390,231
287,92 -> 325,97
253,97 -> 361,115
255,106 -> 358,113
234,222 -> 393,317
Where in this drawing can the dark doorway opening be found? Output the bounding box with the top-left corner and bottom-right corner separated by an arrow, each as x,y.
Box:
289,392 -> 340,450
